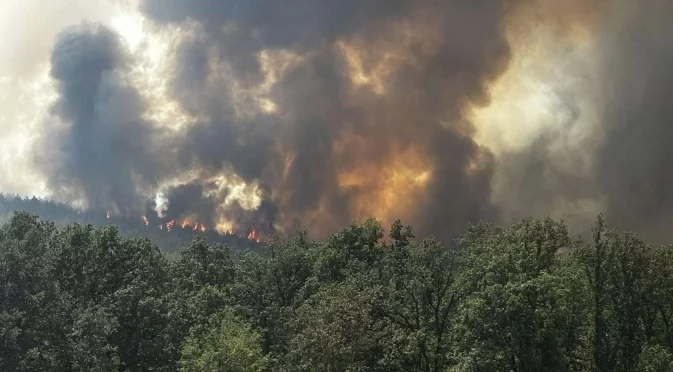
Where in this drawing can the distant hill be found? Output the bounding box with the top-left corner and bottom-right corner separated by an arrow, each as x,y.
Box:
0,195 -> 263,254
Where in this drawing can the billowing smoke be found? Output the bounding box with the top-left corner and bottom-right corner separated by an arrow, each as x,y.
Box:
490,0 -> 673,244
25,0 -> 673,243
34,0 -> 514,240
36,22 -> 170,215
139,0 -> 511,240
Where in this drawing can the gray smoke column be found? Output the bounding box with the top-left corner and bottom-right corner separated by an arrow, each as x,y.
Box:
36,22 -> 169,216
593,0 -> 673,244
136,0 -> 512,240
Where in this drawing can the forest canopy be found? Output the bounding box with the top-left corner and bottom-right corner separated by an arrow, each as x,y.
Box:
1,209 -> 673,372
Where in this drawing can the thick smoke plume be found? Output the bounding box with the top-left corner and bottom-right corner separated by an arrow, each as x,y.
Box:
36,0 -> 515,240
37,22 -> 169,215
140,0 -> 510,240
30,0 -> 673,243
490,0 -> 673,244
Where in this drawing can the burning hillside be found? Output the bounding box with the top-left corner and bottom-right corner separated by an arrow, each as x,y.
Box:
107,210 -> 264,242
0,195 -> 262,252
2,0 -> 673,243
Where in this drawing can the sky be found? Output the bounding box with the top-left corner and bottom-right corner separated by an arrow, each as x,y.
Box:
0,0 -> 118,196
1,0 -> 672,243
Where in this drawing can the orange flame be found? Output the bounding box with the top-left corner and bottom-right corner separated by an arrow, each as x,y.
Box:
142,215 -> 149,226
156,218 -> 210,233
191,223 -> 206,232
247,227 -> 260,242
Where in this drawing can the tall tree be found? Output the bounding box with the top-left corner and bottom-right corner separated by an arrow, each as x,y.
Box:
453,218 -> 589,371
376,221 -> 460,371
179,309 -> 267,372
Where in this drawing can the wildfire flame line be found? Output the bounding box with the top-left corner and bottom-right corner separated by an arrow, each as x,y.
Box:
106,212 -> 260,241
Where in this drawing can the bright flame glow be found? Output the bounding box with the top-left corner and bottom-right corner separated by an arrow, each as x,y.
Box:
151,170 -> 263,234
247,227 -> 260,242
335,140 -> 433,226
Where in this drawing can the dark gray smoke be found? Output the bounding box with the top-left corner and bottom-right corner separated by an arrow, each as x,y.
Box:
158,180 -> 277,233
160,182 -> 219,223
36,0 -> 673,243
135,0 -> 511,240
30,0 -> 673,243
36,22 -> 170,215
593,0 -> 673,244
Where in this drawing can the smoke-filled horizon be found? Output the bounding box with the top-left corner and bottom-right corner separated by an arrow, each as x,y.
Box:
1,0 -> 672,243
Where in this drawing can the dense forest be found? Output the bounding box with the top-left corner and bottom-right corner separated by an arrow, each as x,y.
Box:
1,209 -> 673,371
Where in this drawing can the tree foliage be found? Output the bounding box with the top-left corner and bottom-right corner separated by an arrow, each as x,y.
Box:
179,309 -> 267,372
1,211 -> 672,371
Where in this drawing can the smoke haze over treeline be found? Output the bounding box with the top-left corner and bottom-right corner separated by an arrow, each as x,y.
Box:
1,0 -> 672,243
0,195 -> 263,253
